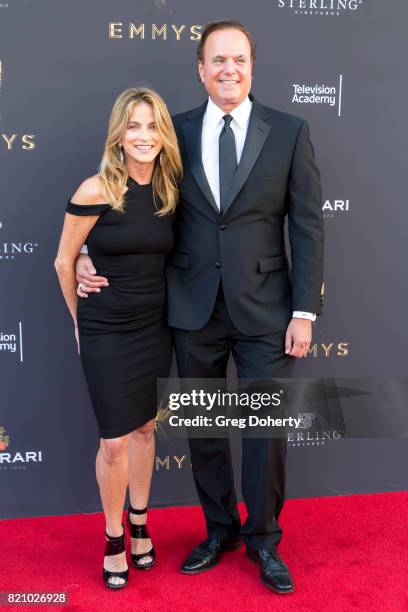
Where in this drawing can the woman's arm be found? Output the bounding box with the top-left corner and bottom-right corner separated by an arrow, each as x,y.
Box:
54,175 -> 104,326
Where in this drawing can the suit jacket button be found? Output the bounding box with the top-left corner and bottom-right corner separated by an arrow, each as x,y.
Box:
215,262 -> 221,268
219,224 -> 227,231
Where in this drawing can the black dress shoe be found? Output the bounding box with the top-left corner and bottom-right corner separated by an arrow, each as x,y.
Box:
181,536 -> 241,574
246,547 -> 294,594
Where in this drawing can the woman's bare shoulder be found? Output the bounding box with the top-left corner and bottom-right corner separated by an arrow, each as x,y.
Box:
71,174 -> 106,205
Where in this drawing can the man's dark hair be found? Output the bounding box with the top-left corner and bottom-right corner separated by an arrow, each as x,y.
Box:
196,20 -> 257,66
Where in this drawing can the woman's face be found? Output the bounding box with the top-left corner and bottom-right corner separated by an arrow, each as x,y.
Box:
121,101 -> 163,167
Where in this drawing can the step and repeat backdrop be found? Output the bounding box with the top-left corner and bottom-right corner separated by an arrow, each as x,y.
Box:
1,0 -> 407,517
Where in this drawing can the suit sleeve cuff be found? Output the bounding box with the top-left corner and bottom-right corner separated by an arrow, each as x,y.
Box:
292,311 -> 316,321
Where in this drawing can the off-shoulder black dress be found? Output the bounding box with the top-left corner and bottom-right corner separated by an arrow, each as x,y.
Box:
66,178 -> 173,439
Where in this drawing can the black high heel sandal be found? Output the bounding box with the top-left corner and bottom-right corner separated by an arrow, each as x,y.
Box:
127,505 -> 156,570
103,527 -> 129,589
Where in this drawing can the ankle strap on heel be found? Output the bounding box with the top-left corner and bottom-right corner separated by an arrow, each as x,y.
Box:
129,523 -> 150,539
104,527 -> 125,557
127,506 -> 150,539
128,504 -> 148,515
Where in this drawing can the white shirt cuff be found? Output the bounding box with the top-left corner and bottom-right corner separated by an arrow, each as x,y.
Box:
80,244 -> 88,255
292,311 -> 316,321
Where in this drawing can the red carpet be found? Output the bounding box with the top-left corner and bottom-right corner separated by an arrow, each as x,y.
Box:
1,492 -> 407,611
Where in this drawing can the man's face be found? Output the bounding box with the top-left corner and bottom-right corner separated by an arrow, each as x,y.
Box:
198,28 -> 253,112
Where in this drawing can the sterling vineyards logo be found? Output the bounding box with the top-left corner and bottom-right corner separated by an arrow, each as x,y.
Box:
0,322 -> 24,362
291,75 -> 343,116
0,61 -> 37,150
276,0 -> 364,16
0,221 -> 39,261
288,412 -> 344,448
0,426 -> 44,471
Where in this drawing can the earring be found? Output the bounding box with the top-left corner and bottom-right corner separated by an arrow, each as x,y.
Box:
159,151 -> 164,165
119,145 -> 124,164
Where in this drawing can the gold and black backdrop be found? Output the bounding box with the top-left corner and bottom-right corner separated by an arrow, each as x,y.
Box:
1,0 -> 408,517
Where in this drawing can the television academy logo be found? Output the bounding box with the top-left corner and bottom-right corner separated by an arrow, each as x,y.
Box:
0,322 -> 24,362
0,221 -> 39,261
291,75 -> 343,116
288,412 -> 344,448
0,61 -> 36,150
322,199 -> 350,219
276,0 -> 364,16
0,426 -> 44,470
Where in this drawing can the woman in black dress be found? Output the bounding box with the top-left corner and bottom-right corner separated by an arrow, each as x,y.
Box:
55,88 -> 182,589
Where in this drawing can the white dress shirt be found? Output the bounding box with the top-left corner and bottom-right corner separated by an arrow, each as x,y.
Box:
201,96 -> 316,322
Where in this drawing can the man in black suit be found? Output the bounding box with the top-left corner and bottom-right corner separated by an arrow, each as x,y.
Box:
76,20 -> 323,594
167,21 -> 323,593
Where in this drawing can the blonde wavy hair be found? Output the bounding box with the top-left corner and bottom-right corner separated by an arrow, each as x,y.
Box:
99,87 -> 182,215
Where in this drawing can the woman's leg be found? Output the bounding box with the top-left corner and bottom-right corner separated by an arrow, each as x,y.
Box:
96,434 -> 130,585
128,418 -> 156,564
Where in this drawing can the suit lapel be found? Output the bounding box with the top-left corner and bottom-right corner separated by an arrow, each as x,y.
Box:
182,102 -> 219,214
221,99 -> 271,217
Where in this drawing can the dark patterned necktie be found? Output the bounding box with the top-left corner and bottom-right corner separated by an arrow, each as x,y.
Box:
219,114 -> 237,213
